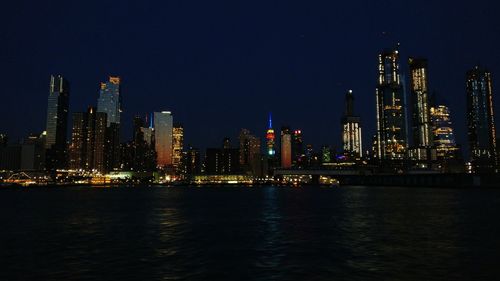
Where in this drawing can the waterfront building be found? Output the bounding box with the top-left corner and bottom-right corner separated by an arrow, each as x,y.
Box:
239,129 -> 261,175
20,132 -> 46,170
375,47 -> 407,161
97,76 -> 122,171
292,130 -> 304,167
466,66 -> 498,172
408,58 -> 436,166
45,75 -> 70,170
173,123 -> 184,173
205,138 -> 240,174
68,107 -> 107,173
342,90 -> 362,159
154,111 -> 173,168
430,105 -> 460,160
281,127 -> 292,168
182,146 -> 201,176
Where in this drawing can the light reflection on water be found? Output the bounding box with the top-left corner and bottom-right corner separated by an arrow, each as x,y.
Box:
0,186 -> 499,280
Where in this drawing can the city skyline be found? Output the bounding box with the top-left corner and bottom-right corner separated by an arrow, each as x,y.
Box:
1,1 -> 500,154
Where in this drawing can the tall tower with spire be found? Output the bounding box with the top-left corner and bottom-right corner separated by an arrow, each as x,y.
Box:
266,113 -> 276,156
342,90 -> 362,158
375,46 -> 407,161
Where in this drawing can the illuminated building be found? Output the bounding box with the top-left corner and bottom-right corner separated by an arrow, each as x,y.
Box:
205,138 -> 240,174
97,76 -> 121,126
154,111 -> 173,168
430,105 -> 459,160
97,76 -> 122,171
375,47 -> 407,161
182,146 -> 201,176
239,129 -> 261,175
45,74 -> 70,170
266,113 -> 276,156
466,66 -> 497,172
408,58 -> 436,166
172,123 -> 184,173
342,90 -> 362,158
292,130 -> 303,166
69,107 -> 107,172
281,127 -> 292,168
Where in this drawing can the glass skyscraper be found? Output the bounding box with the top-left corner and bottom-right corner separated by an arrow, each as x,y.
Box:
97,76 -> 121,171
154,111 -> 173,167
45,74 -> 70,170
375,47 -> 407,161
466,66 -> 497,172
97,76 -> 121,126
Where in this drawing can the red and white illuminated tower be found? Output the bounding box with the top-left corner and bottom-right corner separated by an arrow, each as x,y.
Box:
266,113 -> 276,156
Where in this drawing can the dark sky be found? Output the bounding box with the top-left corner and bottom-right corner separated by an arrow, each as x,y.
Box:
1,0 -> 500,154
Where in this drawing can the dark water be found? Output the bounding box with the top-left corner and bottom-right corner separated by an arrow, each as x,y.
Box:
1,186 -> 500,281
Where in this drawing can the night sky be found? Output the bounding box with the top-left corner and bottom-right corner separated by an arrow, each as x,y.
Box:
1,0 -> 500,154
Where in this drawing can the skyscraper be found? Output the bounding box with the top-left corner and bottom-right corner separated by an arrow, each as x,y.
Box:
430,105 -> 459,160
68,107 -> 107,173
466,66 -> 497,172
408,58 -> 435,166
281,127 -> 292,168
154,111 -> 173,168
173,123 -> 184,173
97,76 -> 121,126
375,47 -> 407,161
409,58 -> 432,147
45,75 -> 70,170
97,76 -> 122,171
239,128 -> 261,174
69,112 -> 88,170
342,90 -> 362,158
266,113 -> 276,156
292,130 -> 303,166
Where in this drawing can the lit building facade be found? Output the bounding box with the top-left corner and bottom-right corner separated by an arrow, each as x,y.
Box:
97,76 -> 121,126
430,105 -> 459,160
205,138 -> 240,174
408,58 -> 435,166
292,130 -> 303,166
172,123 -> 184,173
68,107 -> 107,173
182,146 -> 201,176
375,48 -> 407,161
266,113 -> 276,156
342,90 -> 362,158
239,129 -> 261,175
466,66 -> 497,172
281,127 -> 292,168
97,76 -> 122,171
45,74 -> 70,170
154,111 -> 173,168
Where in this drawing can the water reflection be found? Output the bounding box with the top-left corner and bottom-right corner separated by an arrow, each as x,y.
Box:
255,187 -> 285,276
